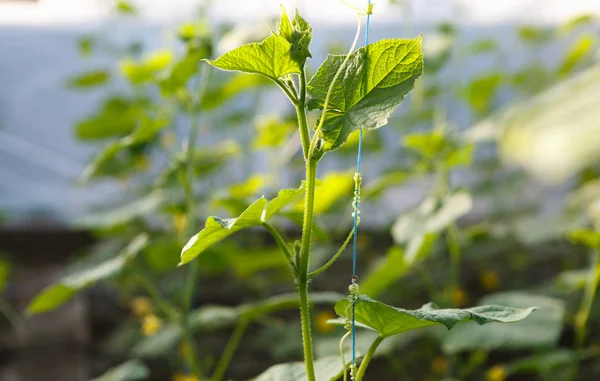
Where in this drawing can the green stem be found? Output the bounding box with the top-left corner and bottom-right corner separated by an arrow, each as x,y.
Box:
262,221 -> 294,264
339,330 -> 352,381
179,68 -> 211,379
355,336 -> 384,381
296,71 -> 310,160
299,157 -> 318,381
572,248 -> 600,379
211,320 -> 249,381
309,228 -> 354,279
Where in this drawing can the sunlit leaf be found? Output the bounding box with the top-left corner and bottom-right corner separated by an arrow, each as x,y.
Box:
252,114 -> 297,149
115,0 -> 137,15
120,50 -> 174,84
229,175 -> 270,198
181,184 -> 304,264
558,33 -> 595,77
442,292 -> 563,353
333,294 -> 535,338
518,26 -> 553,45
204,34 -> 302,81
27,234 -> 148,314
67,69 -> 110,89
277,6 -> 312,65
308,37 -> 423,150
460,73 -> 504,114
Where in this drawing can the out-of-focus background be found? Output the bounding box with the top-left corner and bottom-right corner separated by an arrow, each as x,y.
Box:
1,0 -> 600,380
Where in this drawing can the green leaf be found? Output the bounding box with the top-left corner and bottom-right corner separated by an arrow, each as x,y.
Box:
518,26 -> 553,45
204,34 -> 302,82
360,246 -> 408,298
292,170 -> 354,215
75,96 -> 145,140
334,294 -> 535,338
252,114 -> 296,149
134,292 -> 341,357
460,72 -> 504,114
67,69 -> 110,89
254,356 -> 343,381
201,73 -> 270,110
568,228 -> 600,248
159,51 -> 204,95
120,50 -> 174,84
558,33 -> 595,77
442,292 -> 564,353
277,7 -> 312,65
27,234 -> 148,314
80,115 -> 169,181
181,184 -> 304,264
229,174 -> 270,198
90,360 -> 148,381
307,37 -> 423,150
115,0 -> 137,15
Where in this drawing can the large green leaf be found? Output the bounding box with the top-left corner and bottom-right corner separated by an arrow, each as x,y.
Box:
333,294 -> 535,338
181,185 -> 304,264
204,33 -> 302,81
27,234 -> 148,314
134,292 -> 341,357
442,292 -> 564,353
254,356 -> 343,381
90,360 -> 148,381
307,37 -> 423,150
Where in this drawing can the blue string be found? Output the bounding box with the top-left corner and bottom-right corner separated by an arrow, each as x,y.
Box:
351,0 -> 371,373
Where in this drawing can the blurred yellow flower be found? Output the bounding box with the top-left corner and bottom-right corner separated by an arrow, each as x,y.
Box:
451,287 -> 468,307
142,314 -> 162,336
431,355 -> 448,374
480,269 -> 501,291
130,296 -> 153,317
173,213 -> 188,233
487,366 -> 506,381
172,372 -> 200,381
315,310 -> 336,334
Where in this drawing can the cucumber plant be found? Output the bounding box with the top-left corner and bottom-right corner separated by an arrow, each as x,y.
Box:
179,5 -> 535,380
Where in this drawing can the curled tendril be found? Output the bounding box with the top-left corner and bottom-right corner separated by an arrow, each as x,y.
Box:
352,172 -> 362,221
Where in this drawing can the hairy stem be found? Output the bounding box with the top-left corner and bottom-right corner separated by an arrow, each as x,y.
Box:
299,158 -> 318,381
211,320 -> 249,381
296,71 -> 310,159
309,228 -> 354,279
355,336 -> 384,381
